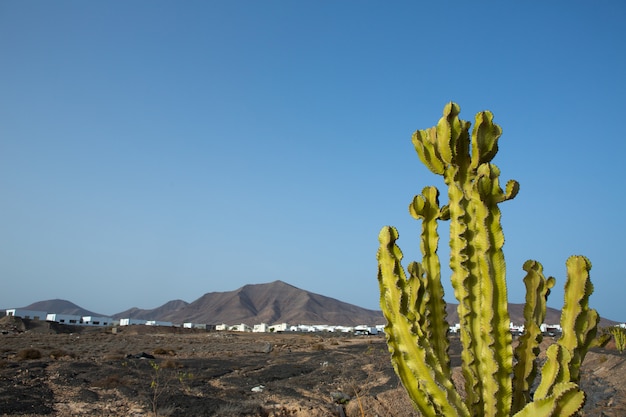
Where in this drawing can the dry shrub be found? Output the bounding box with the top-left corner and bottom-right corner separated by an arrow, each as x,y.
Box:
312,343 -> 325,351
102,353 -> 125,361
92,374 -> 128,389
217,400 -> 265,416
17,348 -> 41,360
0,359 -> 8,369
152,347 -> 177,356
160,359 -> 183,369
50,349 -> 76,360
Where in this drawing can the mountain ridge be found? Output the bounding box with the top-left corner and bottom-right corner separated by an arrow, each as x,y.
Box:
13,281 -> 620,327
18,299 -> 102,318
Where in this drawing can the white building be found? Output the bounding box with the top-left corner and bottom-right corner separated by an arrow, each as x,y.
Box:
334,325 -> 355,333
253,323 -> 269,333
229,323 -> 251,332
183,323 -> 207,329
354,325 -> 378,335
145,320 -> 172,327
449,323 -> 461,334
215,323 -> 228,331
269,323 -> 289,332
5,309 -> 47,320
119,318 -> 147,326
289,324 -> 317,332
509,322 -> 525,335
46,313 -> 82,325
82,316 -> 113,326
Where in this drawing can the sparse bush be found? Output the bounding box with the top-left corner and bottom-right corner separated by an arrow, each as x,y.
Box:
16,348 -> 41,360
152,347 -> 176,356
147,361 -> 192,417
216,400 -> 265,416
92,374 -> 129,389
160,359 -> 182,369
49,349 -> 75,360
102,353 -> 125,361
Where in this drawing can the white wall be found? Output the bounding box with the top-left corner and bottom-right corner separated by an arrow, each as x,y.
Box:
6,309 -> 47,320
82,316 -> 113,326
46,313 -> 82,324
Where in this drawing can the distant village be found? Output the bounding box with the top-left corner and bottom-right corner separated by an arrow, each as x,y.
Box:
6,307 -> 613,336
4,307 -> 384,334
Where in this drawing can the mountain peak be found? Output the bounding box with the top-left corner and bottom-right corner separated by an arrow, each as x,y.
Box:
22,299 -> 102,317
111,281 -> 383,326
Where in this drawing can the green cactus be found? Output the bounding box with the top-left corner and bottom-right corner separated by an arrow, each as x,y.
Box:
608,327 -> 626,353
377,102 -> 602,417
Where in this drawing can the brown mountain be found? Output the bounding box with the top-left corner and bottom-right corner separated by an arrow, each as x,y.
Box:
18,282 -> 619,328
22,299 -> 102,317
114,299 -> 189,321
114,280 -> 385,326
122,280 -> 613,327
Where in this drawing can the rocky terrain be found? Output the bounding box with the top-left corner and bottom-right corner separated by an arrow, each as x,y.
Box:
0,316 -> 624,417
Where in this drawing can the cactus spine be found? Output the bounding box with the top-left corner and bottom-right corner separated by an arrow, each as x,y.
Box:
377,102 -> 603,417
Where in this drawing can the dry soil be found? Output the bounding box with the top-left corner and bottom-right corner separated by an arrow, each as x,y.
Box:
0,317 -> 624,417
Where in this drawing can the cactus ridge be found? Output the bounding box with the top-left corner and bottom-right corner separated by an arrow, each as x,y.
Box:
378,102 -> 602,417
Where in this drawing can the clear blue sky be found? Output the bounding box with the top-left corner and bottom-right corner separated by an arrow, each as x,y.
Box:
1,2 -> 625,322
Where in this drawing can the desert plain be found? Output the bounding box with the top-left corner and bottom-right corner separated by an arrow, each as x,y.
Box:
1,316 -> 625,417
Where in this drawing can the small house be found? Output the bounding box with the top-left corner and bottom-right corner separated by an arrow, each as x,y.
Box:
46,313 -> 83,324
268,323 -> 289,332
145,320 -> 172,327
183,323 -> 207,329
5,309 -> 47,320
82,316 -> 113,326
253,323 -> 269,333
229,323 -> 251,332
119,318 -> 147,326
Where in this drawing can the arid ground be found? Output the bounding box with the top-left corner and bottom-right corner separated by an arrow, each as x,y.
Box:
1,316 -> 624,417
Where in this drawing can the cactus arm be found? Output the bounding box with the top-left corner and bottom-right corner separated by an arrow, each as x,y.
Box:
513,382 -> 585,417
511,260 -> 556,413
377,226 -> 469,417
413,127 -> 445,175
534,343 -> 573,399
470,110 -> 502,169
531,256 -> 600,414
409,186 -> 450,372
406,261 -> 427,326
556,255 -> 601,383
437,102 -> 471,168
